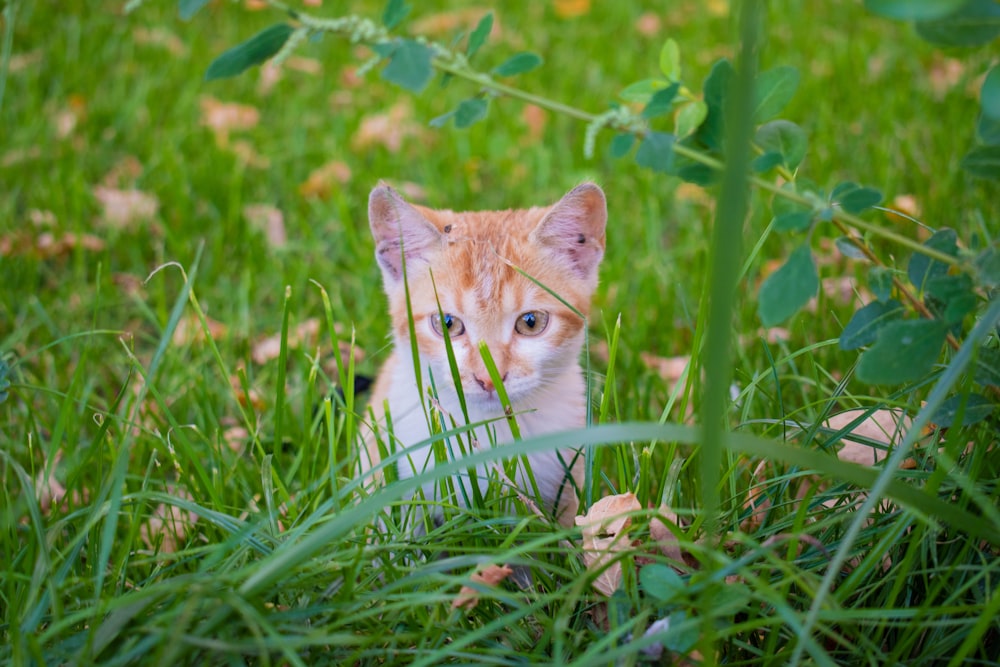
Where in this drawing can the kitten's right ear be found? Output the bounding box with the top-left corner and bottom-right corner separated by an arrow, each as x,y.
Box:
368,183 -> 443,285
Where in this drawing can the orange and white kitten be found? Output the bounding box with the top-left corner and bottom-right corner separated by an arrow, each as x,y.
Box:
361,182 -> 607,528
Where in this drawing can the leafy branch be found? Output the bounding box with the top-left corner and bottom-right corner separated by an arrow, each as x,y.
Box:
167,0 -> 1000,396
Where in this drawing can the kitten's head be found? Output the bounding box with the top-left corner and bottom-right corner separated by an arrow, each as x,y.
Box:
369,182 -> 607,409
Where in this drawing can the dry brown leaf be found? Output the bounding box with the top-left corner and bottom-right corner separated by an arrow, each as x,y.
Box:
140,486 -> 198,554
222,425 -> 251,454
93,186 -> 159,229
928,56 -> 964,99
554,0 -> 590,18
1,146 -> 41,167
243,203 -> 286,247
199,96 -> 260,146
299,160 -> 352,199
251,317 -> 322,365
352,101 -> 424,153
452,564 -> 514,611
639,353 -> 690,386
884,193 -> 922,224
133,26 -> 186,56
521,105 -> 548,144
9,50 -> 42,72
230,372 -> 266,411
230,139 -> 270,169
635,12 -> 662,36
172,312 -> 229,347
576,493 -> 640,596
100,155 -> 145,188
410,7 -> 495,36
649,505 -> 686,563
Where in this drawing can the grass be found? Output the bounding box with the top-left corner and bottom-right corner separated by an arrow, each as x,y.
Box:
2,0 -> 1000,664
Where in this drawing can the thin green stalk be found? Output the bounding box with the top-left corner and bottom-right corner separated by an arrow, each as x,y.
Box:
696,3 -> 761,662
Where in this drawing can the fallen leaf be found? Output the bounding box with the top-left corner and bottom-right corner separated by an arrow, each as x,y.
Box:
884,194 -> 922,223
133,26 -> 186,56
9,49 -> 42,72
230,371 -> 266,411
199,96 -> 260,146
243,203 -> 286,247
139,485 -> 198,554
640,353 -> 690,386
222,424 -> 251,454
53,94 -> 87,139
576,492 -> 640,596
352,101 -> 425,153
928,56 -> 964,100
251,317 -> 322,365
230,139 -> 270,169
411,7 -> 495,36
649,505 -> 686,564
521,104 -> 547,144
1,146 -> 41,167
452,563 -> 514,610
172,312 -> 229,347
299,160 -> 352,199
554,0 -> 590,18
635,12 -> 662,36
93,186 -> 160,229
100,155 -> 145,188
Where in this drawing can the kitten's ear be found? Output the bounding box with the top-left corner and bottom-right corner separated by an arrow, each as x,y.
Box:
368,182 -> 443,284
532,183 -> 607,281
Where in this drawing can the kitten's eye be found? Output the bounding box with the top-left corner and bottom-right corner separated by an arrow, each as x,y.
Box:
430,313 -> 466,337
514,310 -> 549,336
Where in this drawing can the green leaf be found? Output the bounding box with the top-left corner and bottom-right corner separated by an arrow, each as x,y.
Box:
864,0 -> 966,20
982,65 -> 1000,120
466,12 -> 493,59
914,0 -> 1000,46
758,245 -> 819,326
835,236 -> 869,260
675,99 -> 708,137
753,66 -> 800,123
493,52 -> 543,77
756,120 -> 807,170
907,228 -> 958,292
635,131 -> 676,173
179,0 -> 210,20
639,564 -> 685,604
839,299 -> 904,350
619,78 -> 671,104
641,83 -> 680,119
428,110 -> 455,128
771,184 -> 813,231
961,145 -> 1000,179
973,345 -> 1000,387
205,24 -> 295,81
382,0 -> 410,29
381,39 -> 434,93
609,132 -> 635,158
974,246 -> 1000,287
0,358 -> 9,404
926,274 -> 977,324
931,393 -> 994,427
773,211 -> 813,231
453,98 -> 488,129
659,38 -> 681,81
838,186 -> 883,214
977,112 -> 1000,145
752,151 -> 784,173
856,319 -> 949,384
869,267 -> 895,302
698,59 -> 733,150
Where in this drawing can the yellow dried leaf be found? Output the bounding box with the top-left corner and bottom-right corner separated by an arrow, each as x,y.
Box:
411,7 -> 495,36
576,493 -> 640,596
93,186 -> 159,229
243,203 -> 286,247
199,96 -> 260,145
452,564 -> 513,610
576,492 -> 640,540
554,0 -> 590,19
251,318 -> 322,365
649,505 -> 686,563
352,101 -> 424,153
299,160 -> 352,199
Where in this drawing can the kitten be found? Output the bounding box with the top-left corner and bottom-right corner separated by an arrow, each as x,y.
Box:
360,182 -> 607,529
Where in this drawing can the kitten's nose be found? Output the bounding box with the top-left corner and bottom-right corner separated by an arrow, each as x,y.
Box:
473,373 -> 507,394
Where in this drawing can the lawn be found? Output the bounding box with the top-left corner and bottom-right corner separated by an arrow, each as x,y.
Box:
2,0 -> 999,664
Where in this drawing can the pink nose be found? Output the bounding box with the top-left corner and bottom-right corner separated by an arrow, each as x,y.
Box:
473,373 -> 507,393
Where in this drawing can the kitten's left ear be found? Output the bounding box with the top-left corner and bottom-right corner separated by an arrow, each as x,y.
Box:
368,182 -> 443,285
532,183 -> 607,281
